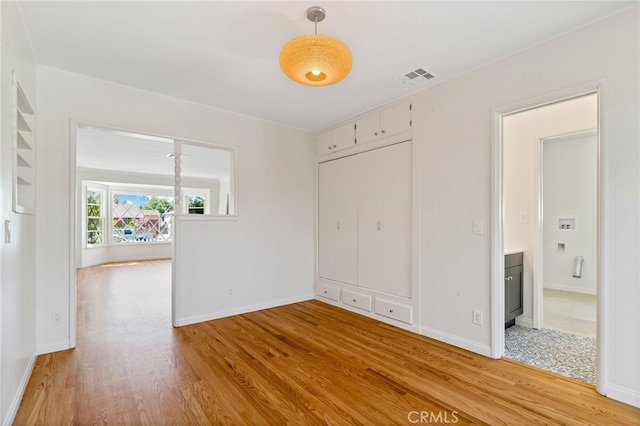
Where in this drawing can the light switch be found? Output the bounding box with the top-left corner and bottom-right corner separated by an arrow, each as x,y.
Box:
473,220 -> 483,235
520,212 -> 528,224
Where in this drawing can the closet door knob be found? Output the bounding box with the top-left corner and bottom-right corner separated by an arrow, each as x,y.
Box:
381,129 -> 386,134
374,132 -> 378,136
377,221 -> 382,231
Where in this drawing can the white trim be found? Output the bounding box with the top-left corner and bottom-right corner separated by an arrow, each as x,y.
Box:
533,134 -> 544,330
420,326 -> 492,358
2,348 -> 38,426
491,80 -> 606,392
605,384 -> 640,409
490,104 -> 505,359
36,340 -> 71,355
69,121 -> 78,349
174,294 -> 314,327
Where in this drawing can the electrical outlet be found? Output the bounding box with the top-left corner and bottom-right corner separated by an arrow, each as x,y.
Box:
52,312 -> 62,325
227,288 -> 233,297
472,309 -> 483,325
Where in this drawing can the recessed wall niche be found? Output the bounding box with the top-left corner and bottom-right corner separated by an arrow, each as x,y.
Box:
12,71 -> 36,214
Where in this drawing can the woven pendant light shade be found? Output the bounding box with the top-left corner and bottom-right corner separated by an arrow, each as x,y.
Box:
280,35 -> 352,86
280,7 -> 352,86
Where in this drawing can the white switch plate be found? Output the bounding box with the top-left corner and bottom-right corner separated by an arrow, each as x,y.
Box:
520,211 -> 528,224
473,220 -> 483,235
473,309 -> 483,325
4,220 -> 10,244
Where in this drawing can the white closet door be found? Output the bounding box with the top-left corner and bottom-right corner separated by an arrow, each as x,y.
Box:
357,148 -> 385,290
358,142 -> 411,297
381,142 -> 412,297
318,156 -> 358,285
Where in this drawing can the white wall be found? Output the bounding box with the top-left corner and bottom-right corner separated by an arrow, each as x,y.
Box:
503,95 -> 597,324
543,132 -> 597,294
412,8 -> 639,406
36,67 -> 316,352
0,2 -> 38,424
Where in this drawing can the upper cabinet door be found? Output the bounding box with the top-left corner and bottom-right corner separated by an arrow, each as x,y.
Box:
356,101 -> 411,146
380,102 -> 411,138
355,113 -> 380,145
316,129 -> 333,155
332,122 -> 355,151
317,122 -> 355,156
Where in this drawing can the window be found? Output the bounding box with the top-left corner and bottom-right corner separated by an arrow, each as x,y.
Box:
86,189 -> 104,246
187,195 -> 205,214
112,193 -> 174,243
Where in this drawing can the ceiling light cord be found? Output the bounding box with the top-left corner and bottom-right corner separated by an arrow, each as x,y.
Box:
314,12 -> 318,35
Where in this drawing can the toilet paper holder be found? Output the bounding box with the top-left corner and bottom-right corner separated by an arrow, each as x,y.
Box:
573,256 -> 584,278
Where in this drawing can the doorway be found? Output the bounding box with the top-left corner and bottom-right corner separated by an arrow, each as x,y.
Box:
493,91 -> 601,387
71,123 -> 236,346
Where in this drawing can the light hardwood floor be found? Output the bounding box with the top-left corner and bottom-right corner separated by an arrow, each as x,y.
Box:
15,260 -> 640,424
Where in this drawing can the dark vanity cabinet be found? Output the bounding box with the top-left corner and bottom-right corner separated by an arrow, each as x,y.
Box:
505,252 -> 524,328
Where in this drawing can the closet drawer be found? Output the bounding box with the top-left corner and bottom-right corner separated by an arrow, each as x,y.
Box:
375,298 -> 412,324
342,290 -> 372,312
316,283 -> 340,302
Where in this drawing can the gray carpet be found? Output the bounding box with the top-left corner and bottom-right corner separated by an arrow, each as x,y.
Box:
504,325 -> 596,384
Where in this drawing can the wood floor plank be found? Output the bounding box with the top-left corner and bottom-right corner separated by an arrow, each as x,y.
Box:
13,259 -> 640,425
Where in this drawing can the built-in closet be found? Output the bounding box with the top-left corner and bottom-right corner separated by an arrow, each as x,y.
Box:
315,101 -> 415,326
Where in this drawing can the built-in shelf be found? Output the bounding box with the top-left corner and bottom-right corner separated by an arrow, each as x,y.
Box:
558,217 -> 576,230
12,71 -> 36,214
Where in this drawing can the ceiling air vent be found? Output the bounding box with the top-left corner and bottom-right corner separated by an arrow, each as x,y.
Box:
396,67 -> 437,88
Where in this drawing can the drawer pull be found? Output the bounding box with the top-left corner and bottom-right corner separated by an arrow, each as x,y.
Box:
389,309 -> 394,313
352,299 -> 357,303
323,290 -> 328,294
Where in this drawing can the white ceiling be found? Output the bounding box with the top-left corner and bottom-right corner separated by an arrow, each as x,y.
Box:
19,1 -> 637,132
77,126 -> 232,180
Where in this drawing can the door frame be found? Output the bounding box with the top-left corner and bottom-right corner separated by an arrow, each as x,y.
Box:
534,128 -> 597,330
490,80 -> 607,394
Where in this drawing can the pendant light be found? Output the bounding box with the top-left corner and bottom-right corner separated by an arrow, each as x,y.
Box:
279,6 -> 352,86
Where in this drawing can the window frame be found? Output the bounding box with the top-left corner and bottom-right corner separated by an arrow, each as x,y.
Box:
86,187 -> 105,247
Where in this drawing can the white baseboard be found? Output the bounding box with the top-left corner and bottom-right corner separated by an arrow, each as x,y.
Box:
175,293 -> 315,326
37,340 -> 71,355
419,326 -> 492,357
544,283 -> 597,295
606,383 -> 640,408
3,347 -> 38,426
